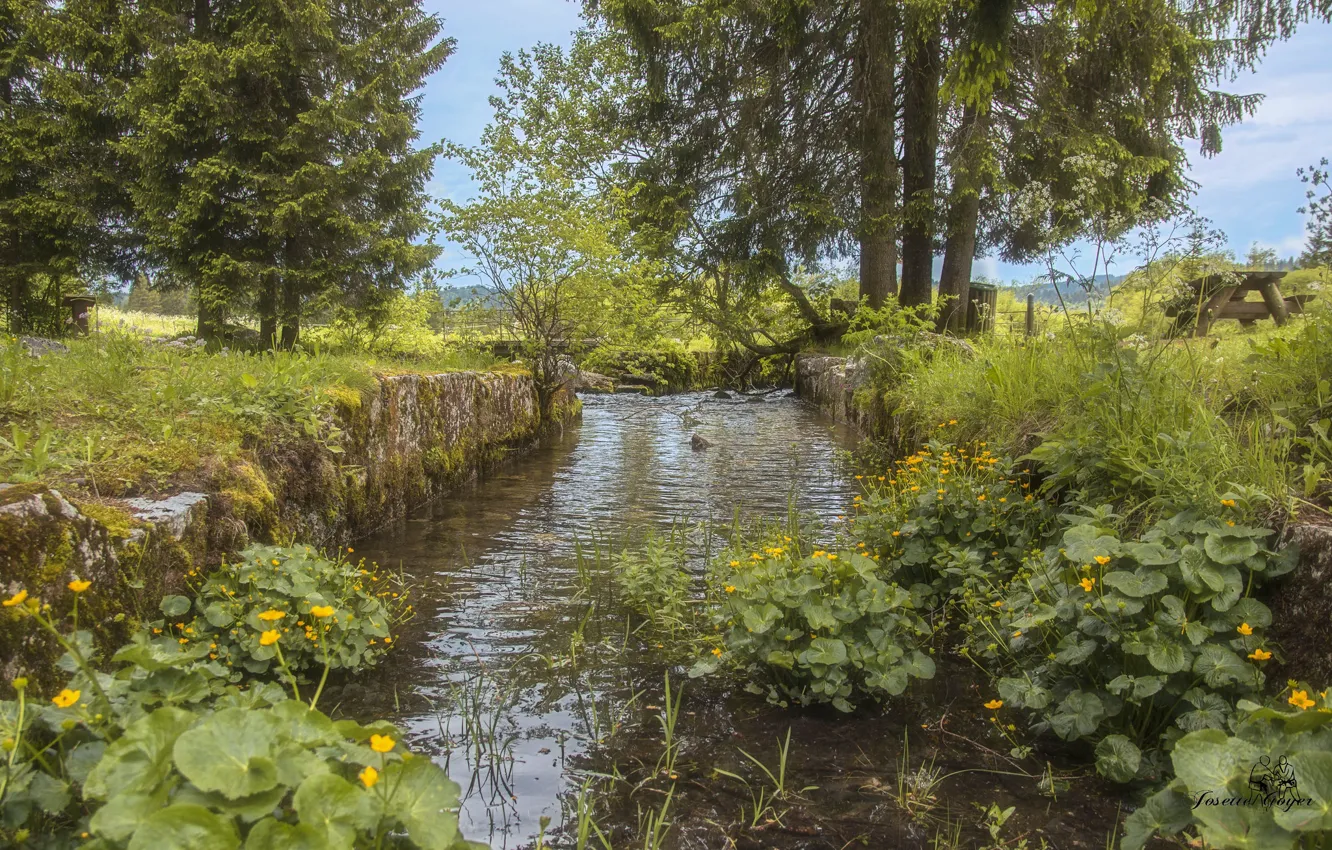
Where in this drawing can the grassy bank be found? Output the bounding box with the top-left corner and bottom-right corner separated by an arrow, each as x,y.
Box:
0,328 -> 500,498
858,303 -> 1332,523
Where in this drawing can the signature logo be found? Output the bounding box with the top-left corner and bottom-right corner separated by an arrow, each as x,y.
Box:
1193,756 -> 1316,813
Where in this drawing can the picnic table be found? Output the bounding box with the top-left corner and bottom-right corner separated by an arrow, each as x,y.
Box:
1168,271 -> 1315,337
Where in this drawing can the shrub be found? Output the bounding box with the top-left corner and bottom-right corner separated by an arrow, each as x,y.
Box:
0,585 -> 483,849
960,501 -> 1296,781
581,344 -> 697,393
162,543 -> 411,677
850,437 -> 1052,600
695,540 -> 936,712
1122,688 -> 1332,850
614,534 -> 692,633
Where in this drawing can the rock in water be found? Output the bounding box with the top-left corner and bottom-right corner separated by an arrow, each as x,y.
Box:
712,390 -> 732,399
691,433 -> 712,451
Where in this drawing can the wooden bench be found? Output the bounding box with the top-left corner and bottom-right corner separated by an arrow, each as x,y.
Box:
1171,271 -> 1309,337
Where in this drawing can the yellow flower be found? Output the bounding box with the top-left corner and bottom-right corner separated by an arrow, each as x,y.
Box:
51,688 -> 80,708
1221,498 -> 1237,508
347,547 -> 355,553
258,609 -> 285,622
1079,577 -> 1096,592
984,699 -> 1003,710
3,590 -> 28,607
359,766 -> 379,788
711,647 -> 723,657
724,585 -> 736,593
67,580 -> 91,593
977,494 -> 986,501
259,630 -> 280,646
1290,690 -> 1316,710
310,606 -> 334,618
271,559 -> 281,566
891,531 -> 901,537
1237,623 -> 1253,636
729,560 -> 740,567
369,734 -> 395,753
1094,555 -> 1111,566
991,601 -> 1003,608
1011,630 -> 1022,638
383,637 -> 392,644
827,554 -> 838,561
1249,648 -> 1272,661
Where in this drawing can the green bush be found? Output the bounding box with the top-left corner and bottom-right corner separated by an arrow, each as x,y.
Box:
614,534 -> 693,633
163,543 -> 411,677
694,539 -> 936,712
1122,688 -> 1332,850
581,344 -> 696,392
961,502 -> 1296,781
0,586 -> 483,849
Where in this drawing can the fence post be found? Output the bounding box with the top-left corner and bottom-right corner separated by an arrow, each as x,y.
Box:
1025,294 -> 1035,337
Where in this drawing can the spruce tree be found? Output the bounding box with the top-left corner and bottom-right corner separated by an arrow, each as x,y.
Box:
119,0 -> 450,346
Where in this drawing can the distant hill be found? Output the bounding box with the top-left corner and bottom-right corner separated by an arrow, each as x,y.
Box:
1002,273 -> 1128,306
437,284 -> 501,308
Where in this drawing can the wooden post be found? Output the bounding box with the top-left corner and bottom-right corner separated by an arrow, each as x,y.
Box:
1194,283 -> 1237,338
1025,294 -> 1035,337
1259,280 -> 1289,327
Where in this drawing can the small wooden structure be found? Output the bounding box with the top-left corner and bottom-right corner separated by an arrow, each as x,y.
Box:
62,295 -> 97,335
1171,271 -> 1315,337
966,283 -> 998,334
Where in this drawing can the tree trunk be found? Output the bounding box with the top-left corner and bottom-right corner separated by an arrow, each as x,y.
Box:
258,273 -> 279,348
197,286 -> 221,342
856,0 -> 898,309
279,278 -> 300,350
938,106 -> 987,333
899,12 -> 941,308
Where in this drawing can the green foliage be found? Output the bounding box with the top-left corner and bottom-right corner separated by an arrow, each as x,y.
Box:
839,297 -> 935,351
118,0 -> 452,342
694,538 -> 936,713
0,587 -> 483,849
1123,694 -> 1332,850
581,345 -> 697,392
614,534 -> 692,633
961,504 -> 1295,781
163,544 -> 410,677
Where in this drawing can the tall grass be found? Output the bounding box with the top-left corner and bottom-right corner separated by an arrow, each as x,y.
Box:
865,311 -> 1323,520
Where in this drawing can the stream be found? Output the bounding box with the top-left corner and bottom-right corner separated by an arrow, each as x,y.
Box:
336,392 -> 1126,850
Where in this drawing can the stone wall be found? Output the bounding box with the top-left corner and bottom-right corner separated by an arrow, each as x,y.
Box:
0,369 -> 576,693
794,353 -> 885,434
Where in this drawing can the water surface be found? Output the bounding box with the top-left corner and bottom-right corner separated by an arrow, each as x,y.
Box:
345,392 -> 859,846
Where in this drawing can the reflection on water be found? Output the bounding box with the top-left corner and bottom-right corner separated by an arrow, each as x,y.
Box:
344,392 -> 857,847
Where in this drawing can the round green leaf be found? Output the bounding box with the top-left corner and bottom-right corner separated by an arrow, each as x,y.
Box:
1204,534 -> 1260,566
244,819 -> 325,850
161,595 -> 193,617
1147,640 -> 1192,674
126,803 -> 240,850
1095,734 -> 1142,783
382,757 -> 462,850
85,707 -> 197,800
172,708 -> 280,800
292,773 -> 380,850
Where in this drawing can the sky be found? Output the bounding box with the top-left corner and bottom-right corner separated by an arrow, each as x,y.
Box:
423,1 -> 1332,286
